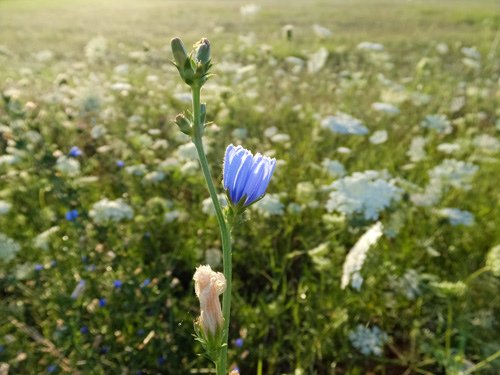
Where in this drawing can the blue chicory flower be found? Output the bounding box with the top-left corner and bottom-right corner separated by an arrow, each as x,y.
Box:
98,298 -> 106,307
113,279 -> 122,289
223,144 -> 276,206
68,146 -> 82,157
65,209 -> 79,221
116,160 -> 125,168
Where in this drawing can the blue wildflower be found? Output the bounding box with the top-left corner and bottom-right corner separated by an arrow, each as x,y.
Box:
98,298 -> 106,307
47,364 -> 57,373
235,337 -> 244,348
34,264 -> 43,271
116,160 -> 125,168
65,209 -> 78,221
80,326 -> 89,334
68,146 -> 82,157
223,144 -> 276,206
157,356 -> 166,365
99,345 -> 110,354
113,279 -> 122,289
141,278 -> 151,288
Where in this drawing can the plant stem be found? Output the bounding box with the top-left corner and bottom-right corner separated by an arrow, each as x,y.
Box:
191,84 -> 232,375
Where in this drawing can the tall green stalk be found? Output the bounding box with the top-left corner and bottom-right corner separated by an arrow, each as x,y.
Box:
191,83 -> 232,375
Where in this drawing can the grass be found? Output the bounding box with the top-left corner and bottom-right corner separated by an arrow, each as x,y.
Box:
0,0 -> 499,374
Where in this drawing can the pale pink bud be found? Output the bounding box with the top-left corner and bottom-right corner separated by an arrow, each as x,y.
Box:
193,265 -> 226,336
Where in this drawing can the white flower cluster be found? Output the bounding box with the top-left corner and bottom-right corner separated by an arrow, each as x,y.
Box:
33,226 -> 60,250
428,159 -> 478,190
349,325 -> 389,356
0,233 -> 20,262
326,170 -> 402,220
321,112 -> 368,135
322,159 -> 346,178
341,222 -> 384,290
253,194 -> 285,217
89,198 -> 134,225
407,136 -> 427,162
0,200 -> 12,215
437,208 -> 474,226
56,156 -> 81,177
486,245 -> 500,277
421,114 -> 452,134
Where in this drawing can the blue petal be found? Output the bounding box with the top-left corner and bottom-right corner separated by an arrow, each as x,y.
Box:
243,156 -> 267,205
224,146 -> 245,193
253,157 -> 276,200
231,150 -> 254,202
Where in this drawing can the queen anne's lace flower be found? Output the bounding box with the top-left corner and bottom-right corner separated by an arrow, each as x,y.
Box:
349,325 -> 389,356
326,170 -> 402,220
223,144 -> 276,206
89,198 -> 134,225
321,113 -> 368,135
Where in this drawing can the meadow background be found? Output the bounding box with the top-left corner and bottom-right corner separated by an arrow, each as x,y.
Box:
0,0 -> 499,373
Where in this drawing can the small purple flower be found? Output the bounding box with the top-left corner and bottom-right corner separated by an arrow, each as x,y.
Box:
157,356 -> 166,366
99,345 -> 110,355
235,337 -> 244,348
116,160 -> 125,168
223,144 -> 276,206
98,298 -> 106,307
113,279 -> 122,289
47,364 -> 57,373
141,278 -> 151,288
68,146 -> 82,157
65,209 -> 79,221
80,326 -> 89,334
34,264 -> 43,271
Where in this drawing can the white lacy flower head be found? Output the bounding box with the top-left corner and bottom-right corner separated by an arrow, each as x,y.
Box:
253,193 -> 285,217
421,114 -> 452,134
341,222 -> 384,290
193,265 -> 226,337
429,159 -> 478,190
357,42 -> 385,51
0,233 -> 20,262
321,113 -> 368,135
307,47 -> 329,74
0,200 -> 11,215
312,24 -> 333,38
202,194 -> 227,216
326,170 -> 403,220
33,226 -> 60,251
369,130 -> 388,145
371,102 -> 400,115
473,134 -> 500,153
437,208 -> 474,226
89,198 -> 134,225
349,325 -> 389,356
486,245 -> 500,277
322,159 -> 346,178
240,4 -> 261,16
84,36 -> 108,63
56,156 -> 80,177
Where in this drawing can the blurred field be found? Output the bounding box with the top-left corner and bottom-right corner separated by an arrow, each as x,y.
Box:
0,0 -> 499,374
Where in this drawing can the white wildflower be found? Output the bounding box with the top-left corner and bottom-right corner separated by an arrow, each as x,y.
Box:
437,143 -> 460,154
327,171 -> 402,220
371,102 -> 400,115
407,136 -> 427,162
341,222 -> 383,290
0,201 -> 11,215
240,4 -> 260,16
429,159 -> 478,190
89,198 -> 134,225
321,113 -> 369,135
125,164 -> 147,176
437,208 -> 474,226
253,194 -> 285,217
56,156 -> 80,176
473,134 -> 500,153
33,226 -> 60,250
322,159 -> 346,178
0,233 -> 21,262
84,36 -> 108,63
307,47 -> 329,73
349,325 -> 389,356
312,24 -> 332,39
202,194 -> 227,216
486,245 -> 500,277
421,114 -> 452,134
369,130 -> 388,145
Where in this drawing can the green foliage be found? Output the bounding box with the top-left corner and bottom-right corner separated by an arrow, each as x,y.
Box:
0,0 -> 499,374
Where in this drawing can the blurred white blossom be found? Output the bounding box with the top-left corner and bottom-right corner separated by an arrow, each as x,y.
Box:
89,198 -> 134,225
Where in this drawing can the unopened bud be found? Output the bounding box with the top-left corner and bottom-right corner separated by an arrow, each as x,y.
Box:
171,38 -> 189,67
175,114 -> 192,135
194,38 -> 211,64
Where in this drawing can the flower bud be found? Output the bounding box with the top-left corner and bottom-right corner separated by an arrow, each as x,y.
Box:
193,265 -> 226,337
171,37 -> 189,67
194,38 -> 211,64
175,114 -> 192,136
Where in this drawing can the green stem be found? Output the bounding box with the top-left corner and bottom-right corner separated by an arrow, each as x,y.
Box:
191,84 -> 232,375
